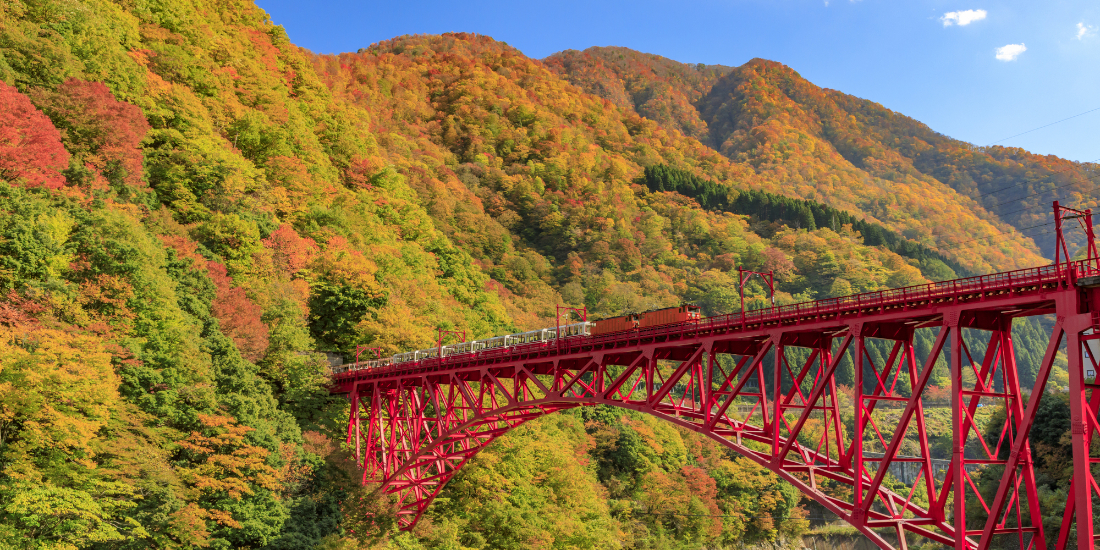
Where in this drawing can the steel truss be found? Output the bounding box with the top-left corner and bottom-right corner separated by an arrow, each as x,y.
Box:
336,264 -> 1100,548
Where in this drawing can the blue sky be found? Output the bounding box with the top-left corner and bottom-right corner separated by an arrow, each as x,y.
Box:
255,0 -> 1099,163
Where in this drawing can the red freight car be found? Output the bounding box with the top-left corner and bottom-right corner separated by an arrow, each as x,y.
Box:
639,304 -> 701,329
592,304 -> 701,336
591,313 -> 639,336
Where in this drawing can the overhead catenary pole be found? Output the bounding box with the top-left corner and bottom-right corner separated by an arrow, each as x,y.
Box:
738,266 -> 775,326
355,345 -> 382,367
1053,200 -> 1098,284
436,328 -> 467,365
556,305 -> 587,354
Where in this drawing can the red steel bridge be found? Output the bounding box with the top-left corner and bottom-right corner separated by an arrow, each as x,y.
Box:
331,205 -> 1100,550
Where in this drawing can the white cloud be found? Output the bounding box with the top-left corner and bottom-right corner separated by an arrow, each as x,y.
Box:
1078,22 -> 1097,40
942,9 -> 988,26
995,43 -> 1027,61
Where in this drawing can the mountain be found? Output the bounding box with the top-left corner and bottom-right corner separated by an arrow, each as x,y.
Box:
0,1 -> 1084,547
548,47 -> 1099,266
543,46 -> 735,142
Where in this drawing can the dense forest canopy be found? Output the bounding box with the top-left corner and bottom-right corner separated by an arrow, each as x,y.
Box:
0,1 -> 1092,549
639,164 -> 968,280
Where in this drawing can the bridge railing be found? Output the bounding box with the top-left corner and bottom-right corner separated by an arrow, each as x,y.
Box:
334,260 -> 1097,379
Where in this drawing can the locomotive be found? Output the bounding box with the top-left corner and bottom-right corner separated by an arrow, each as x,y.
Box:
336,304 -> 701,372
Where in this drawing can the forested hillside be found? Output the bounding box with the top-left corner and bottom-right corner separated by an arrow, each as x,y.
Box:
0,1 -> 1088,549
548,47 -> 1099,266
544,47 -> 734,142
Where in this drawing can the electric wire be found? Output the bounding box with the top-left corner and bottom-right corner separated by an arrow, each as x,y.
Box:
941,225 -> 1055,251
928,228 -> 1052,256
1001,202 -> 1085,220
925,115 -> 1100,220
919,106 -> 1100,205
927,222 -> 1055,254
930,197 -> 1100,255
985,106 -> 1100,146
963,156 -> 1100,204
986,170 -> 1100,214
856,116 -> 1099,260
842,114 -> 1096,259
919,171 -> 1100,259
933,229 -> 1055,255
925,170 -> 1100,256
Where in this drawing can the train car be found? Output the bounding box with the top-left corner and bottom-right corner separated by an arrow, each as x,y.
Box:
392,351 -> 417,364
415,348 -> 439,361
382,319 -> 598,366
591,304 -> 701,336
507,328 -> 555,346
442,342 -> 476,357
591,313 -> 639,336
638,304 -> 701,329
482,335 -> 509,350
557,321 -> 593,338
345,357 -> 391,371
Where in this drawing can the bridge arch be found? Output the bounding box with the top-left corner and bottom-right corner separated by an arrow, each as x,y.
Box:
370,391 -> 922,549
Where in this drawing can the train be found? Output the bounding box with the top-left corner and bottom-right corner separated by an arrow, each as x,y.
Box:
336,304 -> 701,373
591,303 -> 701,336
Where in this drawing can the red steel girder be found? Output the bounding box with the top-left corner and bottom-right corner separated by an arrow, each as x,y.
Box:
335,260 -> 1100,549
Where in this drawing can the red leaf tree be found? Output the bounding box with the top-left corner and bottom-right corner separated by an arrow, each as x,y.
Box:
32,79 -> 150,188
0,82 -> 70,189
207,261 -> 270,362
262,224 -> 317,274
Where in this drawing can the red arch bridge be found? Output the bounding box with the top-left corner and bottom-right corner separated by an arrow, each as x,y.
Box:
331,208 -> 1100,550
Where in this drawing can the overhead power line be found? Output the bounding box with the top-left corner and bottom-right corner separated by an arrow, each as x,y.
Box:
989,171 -> 1100,217
928,222 -> 1055,254
934,229 -> 1054,255
930,198 -> 1100,255
965,156 -> 1100,206
927,169 -> 1100,259
985,106 -> 1100,146
634,511 -> 832,520
915,107 -> 1100,208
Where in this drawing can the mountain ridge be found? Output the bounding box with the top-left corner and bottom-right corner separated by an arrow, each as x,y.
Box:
545,46 -> 1098,266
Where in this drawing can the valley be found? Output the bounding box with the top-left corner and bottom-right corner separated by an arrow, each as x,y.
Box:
0,1 -> 1096,548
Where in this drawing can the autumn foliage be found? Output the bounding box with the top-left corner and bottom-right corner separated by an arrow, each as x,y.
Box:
0,1 -> 1092,547
32,78 -> 150,188
207,261 -> 269,362
548,49 -> 1088,272
0,82 -> 70,189
178,414 -> 281,527
263,223 -> 317,274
